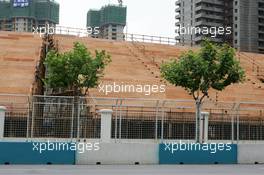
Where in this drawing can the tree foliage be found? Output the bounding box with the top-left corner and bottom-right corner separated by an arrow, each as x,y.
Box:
44,42 -> 111,96
161,40 -> 245,103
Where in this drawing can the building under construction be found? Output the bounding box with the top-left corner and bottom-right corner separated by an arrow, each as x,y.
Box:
0,0 -> 59,32
87,3 -> 127,40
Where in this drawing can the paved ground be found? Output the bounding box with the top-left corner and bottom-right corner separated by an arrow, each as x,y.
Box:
0,165 -> 263,175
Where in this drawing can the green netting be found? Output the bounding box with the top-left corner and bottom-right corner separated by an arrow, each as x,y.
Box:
87,5 -> 127,27
100,5 -> 126,26
0,0 -> 59,23
0,2 -> 11,19
49,2 -> 59,23
10,0 -> 35,18
87,10 -> 100,27
35,1 -> 59,23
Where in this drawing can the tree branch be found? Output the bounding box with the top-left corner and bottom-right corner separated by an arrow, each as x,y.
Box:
192,92 -> 198,101
199,91 -> 208,103
84,87 -> 89,96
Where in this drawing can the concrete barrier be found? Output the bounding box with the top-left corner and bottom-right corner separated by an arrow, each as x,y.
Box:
0,106 -> 6,140
0,142 -> 75,165
76,141 -> 159,165
159,143 -> 237,164
238,143 -> 264,164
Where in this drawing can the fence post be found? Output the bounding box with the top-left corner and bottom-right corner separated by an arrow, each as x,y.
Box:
236,113 -> 240,143
161,101 -> 166,141
119,99 -> 123,139
70,101 -> 74,139
26,95 -> 30,139
114,99 -> 119,140
31,102 -> 35,138
99,109 -> 113,143
231,115 -> 234,143
199,112 -> 209,143
0,106 -> 6,139
155,100 -> 160,140
77,97 -> 80,139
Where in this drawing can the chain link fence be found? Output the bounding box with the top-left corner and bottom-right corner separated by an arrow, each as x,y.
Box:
1,94 -> 264,141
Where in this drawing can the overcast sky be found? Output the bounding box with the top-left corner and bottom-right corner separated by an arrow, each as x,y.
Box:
56,0 -> 175,38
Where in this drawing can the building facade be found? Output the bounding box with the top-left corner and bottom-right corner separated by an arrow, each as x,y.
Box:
0,0 -> 59,32
175,0 -> 264,53
233,0 -> 264,53
87,4 -> 127,41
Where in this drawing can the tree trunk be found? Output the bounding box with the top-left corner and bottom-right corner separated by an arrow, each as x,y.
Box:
195,100 -> 202,143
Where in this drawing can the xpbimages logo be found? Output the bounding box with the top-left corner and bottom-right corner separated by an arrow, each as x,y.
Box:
32,24 -> 100,37
176,25 -> 232,38
98,82 -> 166,96
32,141 -> 100,154
163,141 -> 232,154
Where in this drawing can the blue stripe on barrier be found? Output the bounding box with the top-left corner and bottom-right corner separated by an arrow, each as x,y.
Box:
159,142 -> 237,164
0,142 -> 75,165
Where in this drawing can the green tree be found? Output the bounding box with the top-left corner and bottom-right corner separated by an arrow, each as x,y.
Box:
44,42 -> 111,96
161,40 -> 245,142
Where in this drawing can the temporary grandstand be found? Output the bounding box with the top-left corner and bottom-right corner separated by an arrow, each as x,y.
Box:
0,29 -> 264,140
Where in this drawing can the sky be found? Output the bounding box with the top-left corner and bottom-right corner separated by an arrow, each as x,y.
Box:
56,0 -> 175,38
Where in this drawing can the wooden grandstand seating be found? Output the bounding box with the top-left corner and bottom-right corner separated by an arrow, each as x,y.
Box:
0,31 -> 42,108
54,35 -> 264,105
1,32 -> 264,114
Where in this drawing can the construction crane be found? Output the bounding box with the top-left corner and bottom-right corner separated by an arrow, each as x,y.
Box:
118,0 -> 123,6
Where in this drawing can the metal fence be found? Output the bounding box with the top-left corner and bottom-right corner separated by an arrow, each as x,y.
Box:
53,26 -> 177,45
1,94 -> 264,142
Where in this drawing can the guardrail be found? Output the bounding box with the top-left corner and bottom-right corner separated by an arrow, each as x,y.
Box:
54,26 -> 177,46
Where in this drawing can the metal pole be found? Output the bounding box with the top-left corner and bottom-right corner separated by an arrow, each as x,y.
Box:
155,100 -> 160,140
70,102 -> 74,139
119,99 -> 123,139
161,101 -> 166,141
231,114 -> 234,143
26,95 -> 30,139
236,106 -> 240,143
114,99 -> 119,140
30,101 -> 35,138
77,98 -> 80,139
260,111 -> 263,140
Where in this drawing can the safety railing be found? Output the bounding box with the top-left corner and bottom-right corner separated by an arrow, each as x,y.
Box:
1,94 -> 264,142
53,26 -> 177,46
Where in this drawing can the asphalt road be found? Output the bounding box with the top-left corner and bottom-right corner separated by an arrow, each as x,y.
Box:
0,165 -> 263,175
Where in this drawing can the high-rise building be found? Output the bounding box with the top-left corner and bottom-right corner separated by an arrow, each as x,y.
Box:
175,0 -> 264,53
0,0 -> 59,32
233,0 -> 264,53
87,4 -> 127,41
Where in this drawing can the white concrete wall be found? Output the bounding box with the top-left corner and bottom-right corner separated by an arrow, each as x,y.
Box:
76,141 -> 159,165
238,143 -> 264,164
0,106 -> 6,140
